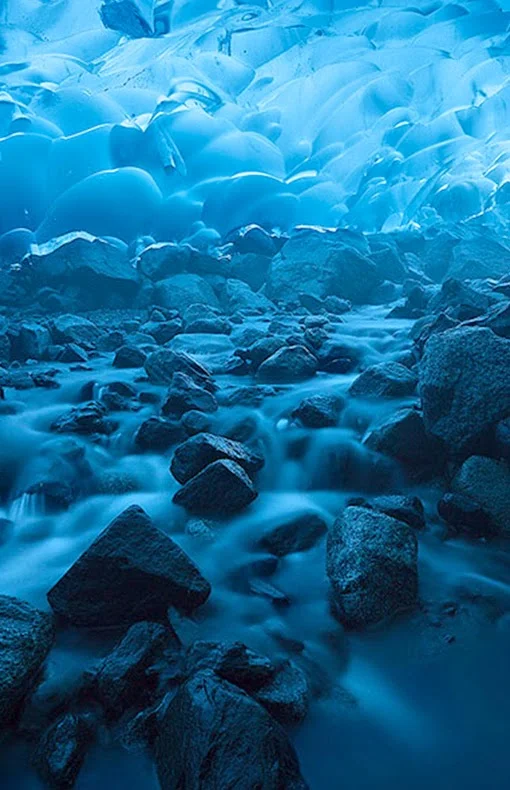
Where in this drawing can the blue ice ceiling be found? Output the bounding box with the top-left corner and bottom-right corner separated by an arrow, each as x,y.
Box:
1,0 -> 510,246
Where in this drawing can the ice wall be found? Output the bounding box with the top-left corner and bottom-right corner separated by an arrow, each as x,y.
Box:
1,0 -> 510,247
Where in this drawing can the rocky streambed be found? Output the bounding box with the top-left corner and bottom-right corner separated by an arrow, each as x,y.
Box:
0,224 -> 510,788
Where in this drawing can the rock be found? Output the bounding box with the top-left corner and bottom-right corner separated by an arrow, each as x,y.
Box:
155,671 -> 308,790
324,295 -> 351,314
141,319 -> 182,345
326,506 -> 418,629
51,315 -> 101,346
257,345 -> 317,382
24,234 -> 139,308
419,327 -> 510,455
113,344 -> 147,369
144,348 -> 211,387
494,417 -> 510,459
186,641 -> 276,693
230,253 -> 272,291
162,372 -> 217,418
254,660 -> 309,725
171,433 -> 264,484
47,505 -> 211,626
51,402 -> 117,437
134,417 -> 183,452
181,410 -> 213,436
465,301 -> 510,339
173,460 -> 257,515
237,336 -> 287,369
154,274 -> 219,313
292,394 -> 343,428
268,229 -> 380,304
222,278 -> 275,314
428,278 -> 497,320
0,596 -> 55,730
19,322 -> 51,360
369,495 -> 425,531
451,456 -> 510,536
364,408 -> 442,472
89,621 -> 179,719
349,362 -> 417,397
33,713 -> 94,789
137,243 -> 189,280
100,0 -> 155,38
449,237 -> 510,281
437,493 -> 496,538
258,512 -> 328,556
57,343 -> 88,363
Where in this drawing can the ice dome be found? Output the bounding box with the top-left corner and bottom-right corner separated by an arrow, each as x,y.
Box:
1,0 -> 510,243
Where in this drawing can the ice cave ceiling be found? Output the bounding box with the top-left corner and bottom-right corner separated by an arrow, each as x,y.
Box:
1,0 -> 510,245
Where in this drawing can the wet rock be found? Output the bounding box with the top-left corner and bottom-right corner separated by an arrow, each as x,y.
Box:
113,344 -> 147,369
326,506 -> 418,629
254,660 -> 310,725
171,432 -> 264,484
364,408 -> 442,473
162,372 -> 217,418
155,671 -> 308,790
144,348 -> 211,387
451,456 -> 510,536
88,621 -> 179,719
47,505 -> 211,626
257,345 -> 317,382
324,295 -> 351,314
154,274 -> 219,313
51,402 -> 117,437
428,278 -> 497,319
465,301 -> 510,339
57,343 -> 88,364
349,362 -> 417,398
369,495 -> 425,531
51,315 -> 101,346
419,327 -> 510,455
292,394 -> 343,428
237,336 -> 287,369
186,641 -> 276,693
186,316 -> 232,335
140,319 -> 182,345
173,460 -> 257,515
258,512 -> 328,556
437,493 -> 496,538
0,596 -> 55,730
134,416 -> 183,452
33,713 -> 94,789
181,410 -> 213,436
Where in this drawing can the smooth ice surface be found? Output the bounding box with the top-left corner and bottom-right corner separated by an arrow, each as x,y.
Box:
1,1 -> 510,243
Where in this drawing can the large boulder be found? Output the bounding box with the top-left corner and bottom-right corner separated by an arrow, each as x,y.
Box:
47,505 -> 211,626
267,229 -> 380,304
154,274 -> 219,313
419,327 -> 510,455
0,596 -> 55,730
326,506 -> 418,629
364,408 -> 442,473
155,671 -> 308,790
51,314 -> 101,346
171,433 -> 264,485
173,460 -> 257,515
451,456 -> 510,536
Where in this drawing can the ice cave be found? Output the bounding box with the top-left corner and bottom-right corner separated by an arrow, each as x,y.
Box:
0,1 -> 510,788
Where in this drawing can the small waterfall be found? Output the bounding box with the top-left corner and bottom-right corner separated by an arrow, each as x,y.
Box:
8,492 -> 44,522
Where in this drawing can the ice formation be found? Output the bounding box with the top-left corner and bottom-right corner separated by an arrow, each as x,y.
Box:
1,0 -> 510,246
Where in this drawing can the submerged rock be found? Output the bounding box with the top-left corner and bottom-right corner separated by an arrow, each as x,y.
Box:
100,0 -> 156,38
155,671 -> 308,790
326,506 -> 418,629
47,505 -> 211,626
173,460 -> 257,515
258,512 -> 328,557
171,432 -> 264,484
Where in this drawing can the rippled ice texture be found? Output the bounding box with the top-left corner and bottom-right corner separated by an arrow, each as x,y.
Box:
2,0 -> 510,247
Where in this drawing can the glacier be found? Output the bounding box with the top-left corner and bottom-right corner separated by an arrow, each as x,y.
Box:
2,0 -> 510,247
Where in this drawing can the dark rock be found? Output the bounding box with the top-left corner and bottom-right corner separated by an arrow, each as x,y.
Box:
134,417 -> 183,452
162,372 -> 217,418
230,252 -> 272,291
47,505 -> 211,626
51,402 -> 117,437
494,417 -> 510,459
369,495 -> 425,531
173,460 -> 257,515
237,336 -> 287,369
113,345 -> 147,369
349,362 -> 417,397
437,493 -> 496,538
140,319 -> 182,345
33,713 -> 94,789
419,327 -> 510,455
171,432 -> 264,484
258,512 -> 328,556
89,621 -> 179,719
100,0 -> 156,38
451,456 -> 510,536
181,410 -> 213,437
257,345 -> 317,382
0,596 -> 55,729
155,671 -> 308,790
186,641 -> 276,693
326,506 -> 418,629
364,408 -> 442,472
324,295 -> 351,314
19,322 -> 51,360
292,394 -> 343,428
26,480 -> 76,511
144,348 -> 211,387
51,314 -> 101,346
57,343 -> 89,363
137,243 -> 189,281
254,660 -> 310,724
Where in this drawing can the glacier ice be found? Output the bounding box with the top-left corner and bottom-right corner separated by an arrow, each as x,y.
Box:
1,0 -> 510,245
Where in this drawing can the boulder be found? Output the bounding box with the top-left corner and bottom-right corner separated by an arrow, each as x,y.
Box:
448,237 -> 510,281
162,372 -> 217,418
171,433 -> 264,484
366,495 -> 425,531
47,505 -> 211,625
51,402 -> 117,436
222,278 -> 275,314
419,327 -> 510,455
292,394 -> 343,428
186,641 -> 276,693
113,345 -> 147,369
134,417 -> 183,452
326,506 -> 418,629
173,460 -> 257,515
364,408 -> 442,472
51,315 -> 101,346
254,660 -> 309,725
257,345 -> 317,382
258,512 -> 328,557
451,456 -> 510,536
0,596 -> 55,730
144,348 -> 211,387
136,243 -> 189,280
155,671 -> 308,790
349,362 -> 417,398
437,492 -> 496,538
154,274 -> 219,313
19,322 -> 51,360
100,0 -> 155,37
33,714 -> 94,789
